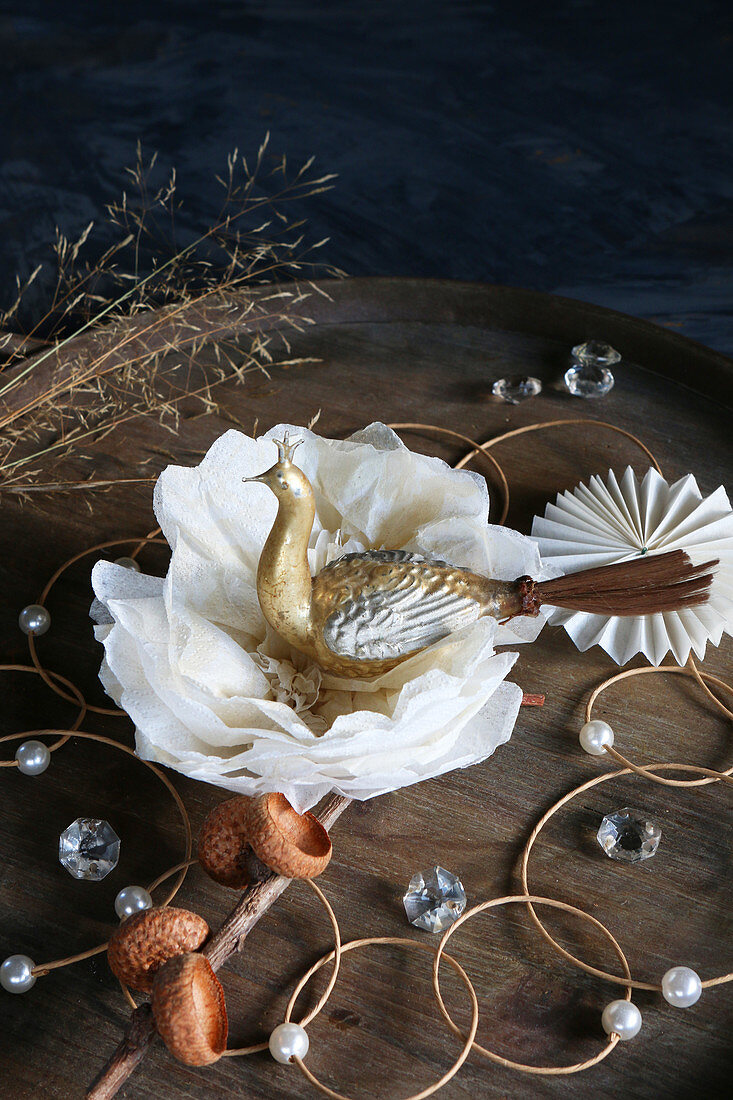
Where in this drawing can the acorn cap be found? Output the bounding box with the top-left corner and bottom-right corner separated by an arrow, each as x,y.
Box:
198,793 -> 332,887
247,792 -> 332,879
107,907 -> 210,993
198,796 -> 252,888
152,952 -> 227,1066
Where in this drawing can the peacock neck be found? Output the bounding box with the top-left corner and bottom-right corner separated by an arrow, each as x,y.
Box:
256,485 -> 316,652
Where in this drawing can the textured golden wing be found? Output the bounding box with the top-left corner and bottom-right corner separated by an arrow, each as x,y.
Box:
312,550 -> 486,662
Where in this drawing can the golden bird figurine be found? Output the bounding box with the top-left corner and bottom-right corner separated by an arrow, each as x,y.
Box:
245,436 -> 717,678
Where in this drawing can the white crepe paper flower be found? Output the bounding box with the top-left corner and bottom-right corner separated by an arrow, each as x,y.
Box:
91,423 -> 549,812
532,466 -> 733,666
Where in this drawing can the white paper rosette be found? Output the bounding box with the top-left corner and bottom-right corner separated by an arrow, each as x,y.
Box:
531,466 -> 733,665
92,422 -> 551,812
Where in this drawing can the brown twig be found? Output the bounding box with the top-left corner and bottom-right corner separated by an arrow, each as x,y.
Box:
85,792 -> 351,1100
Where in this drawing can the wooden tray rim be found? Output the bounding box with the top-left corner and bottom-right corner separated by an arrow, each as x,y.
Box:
296,276 -> 733,406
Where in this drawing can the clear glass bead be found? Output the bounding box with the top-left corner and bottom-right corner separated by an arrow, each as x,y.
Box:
597,807 -> 661,863
403,865 -> 466,932
59,818 -> 121,881
491,376 -> 542,404
564,340 -> 619,398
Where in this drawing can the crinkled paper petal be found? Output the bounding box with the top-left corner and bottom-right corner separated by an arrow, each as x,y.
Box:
92,424 -> 545,810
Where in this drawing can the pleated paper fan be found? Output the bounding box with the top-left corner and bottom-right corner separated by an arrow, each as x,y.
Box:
531,467 -> 733,665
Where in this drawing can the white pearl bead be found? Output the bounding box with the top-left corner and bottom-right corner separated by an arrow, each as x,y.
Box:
601,999 -> 642,1040
579,719 -> 614,755
114,557 -> 141,571
662,966 -> 702,1008
269,1022 -> 309,1064
18,604 -> 51,636
115,886 -> 153,920
1,955 -> 37,994
15,740 -> 51,776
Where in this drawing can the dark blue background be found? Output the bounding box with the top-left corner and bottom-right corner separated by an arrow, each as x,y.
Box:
2,1 -> 733,351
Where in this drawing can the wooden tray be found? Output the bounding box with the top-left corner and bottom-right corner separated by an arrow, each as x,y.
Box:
1,278 -> 731,1099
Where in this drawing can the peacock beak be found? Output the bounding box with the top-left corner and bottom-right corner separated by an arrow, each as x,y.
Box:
242,475 -> 265,484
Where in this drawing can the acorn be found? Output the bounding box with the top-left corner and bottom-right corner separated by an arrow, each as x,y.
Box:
198,793 -> 332,887
107,907 -> 210,993
198,796 -> 252,888
151,952 -> 228,1066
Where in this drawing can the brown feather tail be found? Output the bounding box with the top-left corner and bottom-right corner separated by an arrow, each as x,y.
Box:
531,549 -> 717,616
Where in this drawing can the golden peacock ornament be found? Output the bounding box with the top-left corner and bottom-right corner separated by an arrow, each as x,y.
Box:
246,436 -> 717,678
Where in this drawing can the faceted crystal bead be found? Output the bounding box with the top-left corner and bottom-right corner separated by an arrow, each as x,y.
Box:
572,340 -> 621,368
59,818 -> 121,881
597,807 -> 661,863
403,865 -> 466,932
491,376 -> 542,404
564,340 -> 619,398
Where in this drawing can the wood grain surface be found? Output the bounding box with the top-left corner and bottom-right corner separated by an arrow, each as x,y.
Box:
1,279 -> 731,1100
